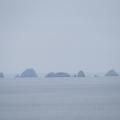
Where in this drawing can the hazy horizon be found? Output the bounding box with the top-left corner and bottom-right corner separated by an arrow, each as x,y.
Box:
0,0 -> 120,74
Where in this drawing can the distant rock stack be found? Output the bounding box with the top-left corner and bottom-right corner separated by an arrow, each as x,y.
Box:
46,72 -> 70,78
55,72 -> 70,77
77,71 -> 85,77
15,74 -> 20,78
0,72 -> 4,78
105,70 -> 119,77
45,72 -> 56,78
73,74 -> 77,77
94,75 -> 98,77
20,68 -> 38,78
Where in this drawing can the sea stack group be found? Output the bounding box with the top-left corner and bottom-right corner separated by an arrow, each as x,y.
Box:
0,69 -> 119,78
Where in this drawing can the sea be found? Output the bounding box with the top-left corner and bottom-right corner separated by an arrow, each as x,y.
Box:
0,77 -> 120,120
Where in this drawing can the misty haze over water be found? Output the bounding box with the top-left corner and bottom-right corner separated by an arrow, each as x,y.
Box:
0,0 -> 120,74
0,0 -> 120,120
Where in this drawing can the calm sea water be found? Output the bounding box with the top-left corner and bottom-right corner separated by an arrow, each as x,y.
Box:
0,77 -> 120,120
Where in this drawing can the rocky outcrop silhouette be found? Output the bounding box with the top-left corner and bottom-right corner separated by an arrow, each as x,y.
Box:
46,72 -> 70,77
15,74 -> 20,78
77,71 -> 85,77
55,72 -> 70,77
0,72 -> 4,78
45,72 -> 56,78
20,68 -> 38,78
105,70 -> 119,76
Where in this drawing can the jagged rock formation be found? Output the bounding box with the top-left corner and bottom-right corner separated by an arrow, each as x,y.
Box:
46,72 -> 70,77
77,71 -> 85,77
105,70 -> 119,77
20,68 -> 38,78
0,72 -> 4,78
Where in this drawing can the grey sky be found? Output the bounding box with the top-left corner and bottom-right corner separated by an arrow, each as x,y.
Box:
0,0 -> 120,74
